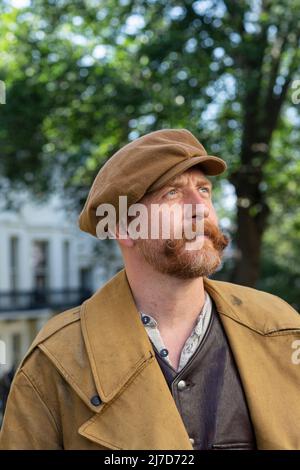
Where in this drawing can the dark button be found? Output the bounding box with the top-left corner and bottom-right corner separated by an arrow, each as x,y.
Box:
160,348 -> 169,358
91,395 -> 102,406
142,315 -> 151,325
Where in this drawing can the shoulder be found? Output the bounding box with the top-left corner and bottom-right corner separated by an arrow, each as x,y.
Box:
32,305 -> 80,346
19,305 -> 82,370
208,278 -> 296,307
16,302 -> 98,409
205,278 -> 300,333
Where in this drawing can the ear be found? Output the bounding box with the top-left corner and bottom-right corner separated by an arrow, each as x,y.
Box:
116,221 -> 135,248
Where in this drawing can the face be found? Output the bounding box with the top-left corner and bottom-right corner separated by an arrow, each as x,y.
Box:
133,167 -> 229,279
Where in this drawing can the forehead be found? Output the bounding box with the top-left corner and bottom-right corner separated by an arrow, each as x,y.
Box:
141,167 -> 213,204
167,167 -> 212,187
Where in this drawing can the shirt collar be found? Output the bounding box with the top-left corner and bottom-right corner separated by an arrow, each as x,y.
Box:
140,291 -> 212,334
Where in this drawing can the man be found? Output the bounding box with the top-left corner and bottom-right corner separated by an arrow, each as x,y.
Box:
0,129 -> 300,450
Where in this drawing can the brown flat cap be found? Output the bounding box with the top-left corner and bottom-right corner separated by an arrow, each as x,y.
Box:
79,128 -> 227,237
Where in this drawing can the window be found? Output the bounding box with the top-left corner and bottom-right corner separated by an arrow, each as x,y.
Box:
80,267 -> 92,289
12,333 -> 21,368
63,240 -> 70,289
10,237 -> 19,290
32,241 -> 49,289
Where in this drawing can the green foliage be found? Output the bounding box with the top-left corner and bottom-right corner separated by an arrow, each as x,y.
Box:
1,0 -> 300,301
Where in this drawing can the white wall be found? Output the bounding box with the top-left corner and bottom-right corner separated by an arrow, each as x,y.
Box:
0,194 -> 98,292
0,192 -> 123,380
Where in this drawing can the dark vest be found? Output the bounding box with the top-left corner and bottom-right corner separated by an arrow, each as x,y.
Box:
152,302 -> 257,450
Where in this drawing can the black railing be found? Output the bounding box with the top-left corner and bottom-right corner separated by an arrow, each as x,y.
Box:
0,288 -> 92,312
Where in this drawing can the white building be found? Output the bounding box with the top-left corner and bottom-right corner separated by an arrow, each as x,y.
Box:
0,193 -> 122,378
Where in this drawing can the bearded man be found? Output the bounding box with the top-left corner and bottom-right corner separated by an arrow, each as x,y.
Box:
1,129 -> 300,450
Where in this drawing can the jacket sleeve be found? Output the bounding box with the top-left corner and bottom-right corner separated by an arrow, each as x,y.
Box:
0,369 -> 62,449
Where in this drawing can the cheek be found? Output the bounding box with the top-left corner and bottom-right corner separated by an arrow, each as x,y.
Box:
209,205 -> 218,225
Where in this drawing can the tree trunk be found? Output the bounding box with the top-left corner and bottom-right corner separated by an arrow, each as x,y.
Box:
229,166 -> 270,287
230,206 -> 264,286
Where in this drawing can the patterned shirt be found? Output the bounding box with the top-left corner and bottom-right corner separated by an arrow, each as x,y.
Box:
140,292 -> 213,372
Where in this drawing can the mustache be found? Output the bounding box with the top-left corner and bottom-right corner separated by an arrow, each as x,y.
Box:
164,221 -> 230,256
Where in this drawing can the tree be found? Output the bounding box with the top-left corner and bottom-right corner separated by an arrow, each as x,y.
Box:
1,0 -> 300,287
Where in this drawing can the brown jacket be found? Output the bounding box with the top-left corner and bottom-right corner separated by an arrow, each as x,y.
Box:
1,270 -> 300,450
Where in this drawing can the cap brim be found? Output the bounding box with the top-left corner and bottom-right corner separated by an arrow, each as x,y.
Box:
147,155 -> 227,192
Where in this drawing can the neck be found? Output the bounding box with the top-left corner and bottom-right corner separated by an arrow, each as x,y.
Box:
124,260 -> 206,332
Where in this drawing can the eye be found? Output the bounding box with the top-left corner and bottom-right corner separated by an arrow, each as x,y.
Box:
198,186 -> 210,194
166,188 -> 177,196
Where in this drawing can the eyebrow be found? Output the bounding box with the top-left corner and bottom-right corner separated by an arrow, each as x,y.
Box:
164,177 -> 212,189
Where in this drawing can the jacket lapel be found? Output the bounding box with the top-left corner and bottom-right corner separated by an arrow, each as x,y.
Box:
204,277 -> 300,449
79,269 -> 193,450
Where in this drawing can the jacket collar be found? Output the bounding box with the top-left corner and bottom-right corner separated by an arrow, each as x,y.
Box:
79,269 -> 194,449
204,277 -> 300,334
80,269 -> 155,403
81,269 -> 300,405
